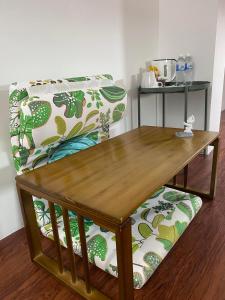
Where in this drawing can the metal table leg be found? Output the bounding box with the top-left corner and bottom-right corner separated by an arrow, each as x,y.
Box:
138,90 -> 141,128
162,93 -> 165,127
184,86 -> 188,125
204,88 -> 208,156
204,88 -> 208,131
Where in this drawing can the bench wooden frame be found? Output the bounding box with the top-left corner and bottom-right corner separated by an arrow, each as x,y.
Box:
16,127 -> 219,300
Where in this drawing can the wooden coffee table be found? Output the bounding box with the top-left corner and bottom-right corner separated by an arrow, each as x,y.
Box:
16,126 -> 219,300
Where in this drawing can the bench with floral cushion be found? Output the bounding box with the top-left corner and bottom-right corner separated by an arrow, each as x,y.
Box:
10,74 -> 202,297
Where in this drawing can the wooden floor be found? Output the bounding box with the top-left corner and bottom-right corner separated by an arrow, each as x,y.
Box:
1,113 -> 225,300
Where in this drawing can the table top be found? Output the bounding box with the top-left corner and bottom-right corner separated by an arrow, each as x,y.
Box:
16,127 -> 218,225
139,81 -> 210,94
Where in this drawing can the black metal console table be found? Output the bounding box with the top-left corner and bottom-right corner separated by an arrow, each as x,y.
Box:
138,81 -> 210,130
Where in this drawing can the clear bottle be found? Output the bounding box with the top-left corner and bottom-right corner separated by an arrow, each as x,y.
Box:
176,54 -> 185,86
185,53 -> 193,85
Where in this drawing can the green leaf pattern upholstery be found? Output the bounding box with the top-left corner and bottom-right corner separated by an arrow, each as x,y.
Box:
40,187 -> 202,289
9,74 -> 126,175
9,74 -> 127,227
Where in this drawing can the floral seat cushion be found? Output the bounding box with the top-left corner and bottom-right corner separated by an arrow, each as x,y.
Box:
40,186 -> 202,289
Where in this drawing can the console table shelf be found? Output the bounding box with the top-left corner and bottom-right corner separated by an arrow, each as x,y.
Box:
138,81 -> 210,129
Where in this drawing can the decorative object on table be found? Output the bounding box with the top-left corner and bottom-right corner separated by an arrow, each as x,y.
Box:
184,114 -> 195,134
141,69 -> 163,88
152,59 -> 176,82
175,114 -> 195,138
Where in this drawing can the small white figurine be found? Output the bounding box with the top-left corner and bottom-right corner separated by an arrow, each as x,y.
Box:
184,115 -> 195,134
175,114 -> 195,138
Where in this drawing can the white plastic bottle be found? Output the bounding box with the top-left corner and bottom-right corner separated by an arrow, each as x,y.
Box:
176,54 -> 185,86
185,53 -> 193,85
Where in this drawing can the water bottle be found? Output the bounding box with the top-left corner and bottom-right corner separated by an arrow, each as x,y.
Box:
185,54 -> 193,85
176,54 -> 185,86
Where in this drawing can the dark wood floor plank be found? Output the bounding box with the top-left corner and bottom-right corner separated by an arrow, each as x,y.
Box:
1,112 -> 225,299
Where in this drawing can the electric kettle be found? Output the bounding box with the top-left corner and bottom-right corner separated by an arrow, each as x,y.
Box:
152,59 -> 176,82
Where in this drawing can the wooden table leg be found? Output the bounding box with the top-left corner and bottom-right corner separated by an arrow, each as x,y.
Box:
116,218 -> 134,300
166,137 -> 219,200
210,137 -> 219,198
16,184 -> 42,260
173,175 -> 177,185
184,165 -> 188,188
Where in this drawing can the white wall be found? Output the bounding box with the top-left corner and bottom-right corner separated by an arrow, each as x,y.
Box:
122,0 -> 159,129
0,0 -> 125,84
0,86 -> 23,238
221,72 -> 225,111
210,0 -> 225,131
158,0 -> 218,129
0,0 -> 125,240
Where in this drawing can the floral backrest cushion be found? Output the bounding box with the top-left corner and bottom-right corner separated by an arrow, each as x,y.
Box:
9,74 -> 127,174
10,74 -> 127,228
